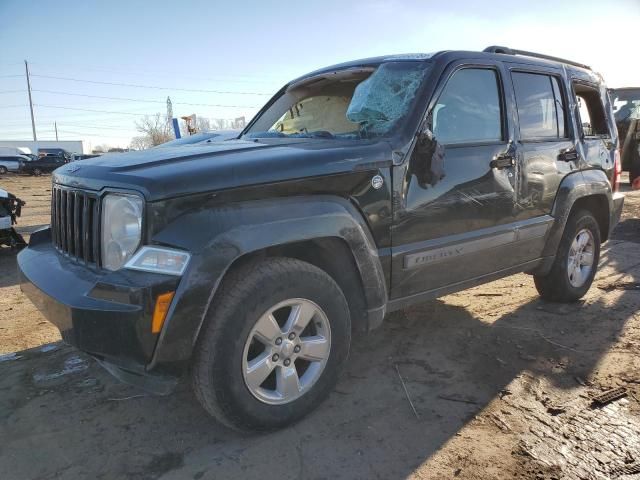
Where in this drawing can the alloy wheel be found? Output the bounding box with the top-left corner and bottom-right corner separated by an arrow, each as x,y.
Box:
567,228 -> 595,288
241,298 -> 331,405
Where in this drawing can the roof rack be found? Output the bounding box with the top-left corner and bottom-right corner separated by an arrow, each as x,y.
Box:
483,46 -> 591,71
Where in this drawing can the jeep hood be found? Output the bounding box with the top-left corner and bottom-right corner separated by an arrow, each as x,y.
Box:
52,138 -> 392,201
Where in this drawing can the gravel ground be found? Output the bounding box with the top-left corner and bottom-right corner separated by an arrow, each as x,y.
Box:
0,172 -> 639,480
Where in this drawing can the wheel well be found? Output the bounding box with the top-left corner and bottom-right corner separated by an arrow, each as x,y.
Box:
570,194 -> 610,242
223,238 -> 369,333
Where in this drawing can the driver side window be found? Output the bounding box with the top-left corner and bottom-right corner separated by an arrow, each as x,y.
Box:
433,68 -> 503,145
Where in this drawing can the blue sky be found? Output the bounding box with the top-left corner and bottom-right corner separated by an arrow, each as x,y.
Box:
1,0 -> 638,148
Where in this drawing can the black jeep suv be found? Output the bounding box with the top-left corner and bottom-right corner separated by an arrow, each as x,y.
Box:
18,46 -> 624,431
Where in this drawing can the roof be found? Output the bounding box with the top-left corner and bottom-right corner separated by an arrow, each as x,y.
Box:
288,47 -> 594,87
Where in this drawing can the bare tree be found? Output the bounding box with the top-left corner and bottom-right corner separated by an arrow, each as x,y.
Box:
212,118 -> 227,131
92,144 -> 112,154
129,136 -> 151,151
196,117 -> 211,132
135,113 -> 173,146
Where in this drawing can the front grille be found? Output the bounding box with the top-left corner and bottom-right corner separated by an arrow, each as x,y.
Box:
51,186 -> 100,265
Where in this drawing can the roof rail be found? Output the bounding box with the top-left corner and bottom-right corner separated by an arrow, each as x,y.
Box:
483,46 -> 591,71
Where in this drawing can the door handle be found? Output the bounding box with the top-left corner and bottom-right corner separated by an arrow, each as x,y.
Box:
490,154 -> 515,169
558,149 -> 579,162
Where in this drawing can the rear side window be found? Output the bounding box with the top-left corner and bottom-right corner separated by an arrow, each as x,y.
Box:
512,72 -> 567,140
574,83 -> 610,137
432,68 -> 503,144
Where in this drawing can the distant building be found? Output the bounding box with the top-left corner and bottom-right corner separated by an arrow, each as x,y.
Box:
0,140 -> 87,155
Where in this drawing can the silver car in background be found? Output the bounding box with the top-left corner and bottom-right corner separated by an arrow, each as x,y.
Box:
0,155 -> 29,174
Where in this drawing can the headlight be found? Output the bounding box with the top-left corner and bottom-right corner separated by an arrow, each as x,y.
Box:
125,246 -> 190,276
101,193 -> 143,271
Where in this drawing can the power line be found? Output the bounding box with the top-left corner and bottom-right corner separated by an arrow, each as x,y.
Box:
0,90 -> 23,94
0,105 -> 28,109
31,74 -> 272,95
34,104 -> 154,116
58,129 -> 133,139
55,123 -> 136,131
29,62 -> 282,83
32,89 -> 259,108
30,62 -> 283,85
0,74 -> 22,78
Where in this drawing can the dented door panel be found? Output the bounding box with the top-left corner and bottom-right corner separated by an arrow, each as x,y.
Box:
390,60 -> 518,299
514,140 -> 575,222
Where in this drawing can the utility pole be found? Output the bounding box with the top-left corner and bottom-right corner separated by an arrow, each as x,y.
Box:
24,60 -> 37,141
54,121 -> 58,141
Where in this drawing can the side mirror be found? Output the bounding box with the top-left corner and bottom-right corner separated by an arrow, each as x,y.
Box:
418,127 -> 434,144
413,127 -> 445,186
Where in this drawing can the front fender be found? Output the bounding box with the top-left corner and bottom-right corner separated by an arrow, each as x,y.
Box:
148,195 -> 387,371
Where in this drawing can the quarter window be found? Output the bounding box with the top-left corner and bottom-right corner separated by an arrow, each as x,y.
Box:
432,68 -> 503,144
574,83 -> 610,137
512,72 -> 568,140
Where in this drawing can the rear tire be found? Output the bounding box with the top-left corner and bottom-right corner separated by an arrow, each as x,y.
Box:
0,166 -> 7,174
33,168 -> 42,176
192,257 -> 351,431
534,210 -> 600,302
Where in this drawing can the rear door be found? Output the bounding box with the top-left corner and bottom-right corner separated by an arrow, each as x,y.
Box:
506,65 -> 575,257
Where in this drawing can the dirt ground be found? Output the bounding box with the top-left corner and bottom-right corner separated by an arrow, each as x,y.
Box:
1,172 -> 639,480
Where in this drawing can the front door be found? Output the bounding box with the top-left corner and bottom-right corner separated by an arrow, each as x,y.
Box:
391,62 -> 519,300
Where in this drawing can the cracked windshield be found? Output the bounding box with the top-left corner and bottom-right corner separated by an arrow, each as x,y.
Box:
244,62 -> 429,140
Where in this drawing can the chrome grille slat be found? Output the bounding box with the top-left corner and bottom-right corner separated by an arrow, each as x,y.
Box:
82,195 -> 90,264
73,192 -> 81,258
51,186 -> 99,266
56,188 -> 62,248
60,190 -> 67,250
66,192 -> 73,254
51,189 -> 57,248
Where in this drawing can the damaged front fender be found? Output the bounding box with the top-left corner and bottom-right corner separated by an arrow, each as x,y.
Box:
147,195 -> 388,371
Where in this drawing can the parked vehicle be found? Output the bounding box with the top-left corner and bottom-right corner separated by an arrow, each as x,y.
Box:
0,146 -> 32,157
20,155 -> 66,176
18,46 -> 624,431
610,87 -> 640,184
0,188 -> 26,249
38,148 -> 72,162
0,155 -> 28,174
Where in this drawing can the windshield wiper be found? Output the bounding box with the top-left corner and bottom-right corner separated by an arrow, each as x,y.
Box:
290,130 -> 336,139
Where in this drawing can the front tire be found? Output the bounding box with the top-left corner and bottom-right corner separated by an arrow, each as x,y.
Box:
534,210 -> 600,302
0,166 -> 7,175
33,168 -> 42,176
192,257 -> 351,431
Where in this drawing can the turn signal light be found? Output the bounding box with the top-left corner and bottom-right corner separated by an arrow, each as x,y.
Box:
152,291 -> 175,334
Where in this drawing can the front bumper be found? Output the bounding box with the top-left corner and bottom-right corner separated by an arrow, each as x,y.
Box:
18,228 -> 181,394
